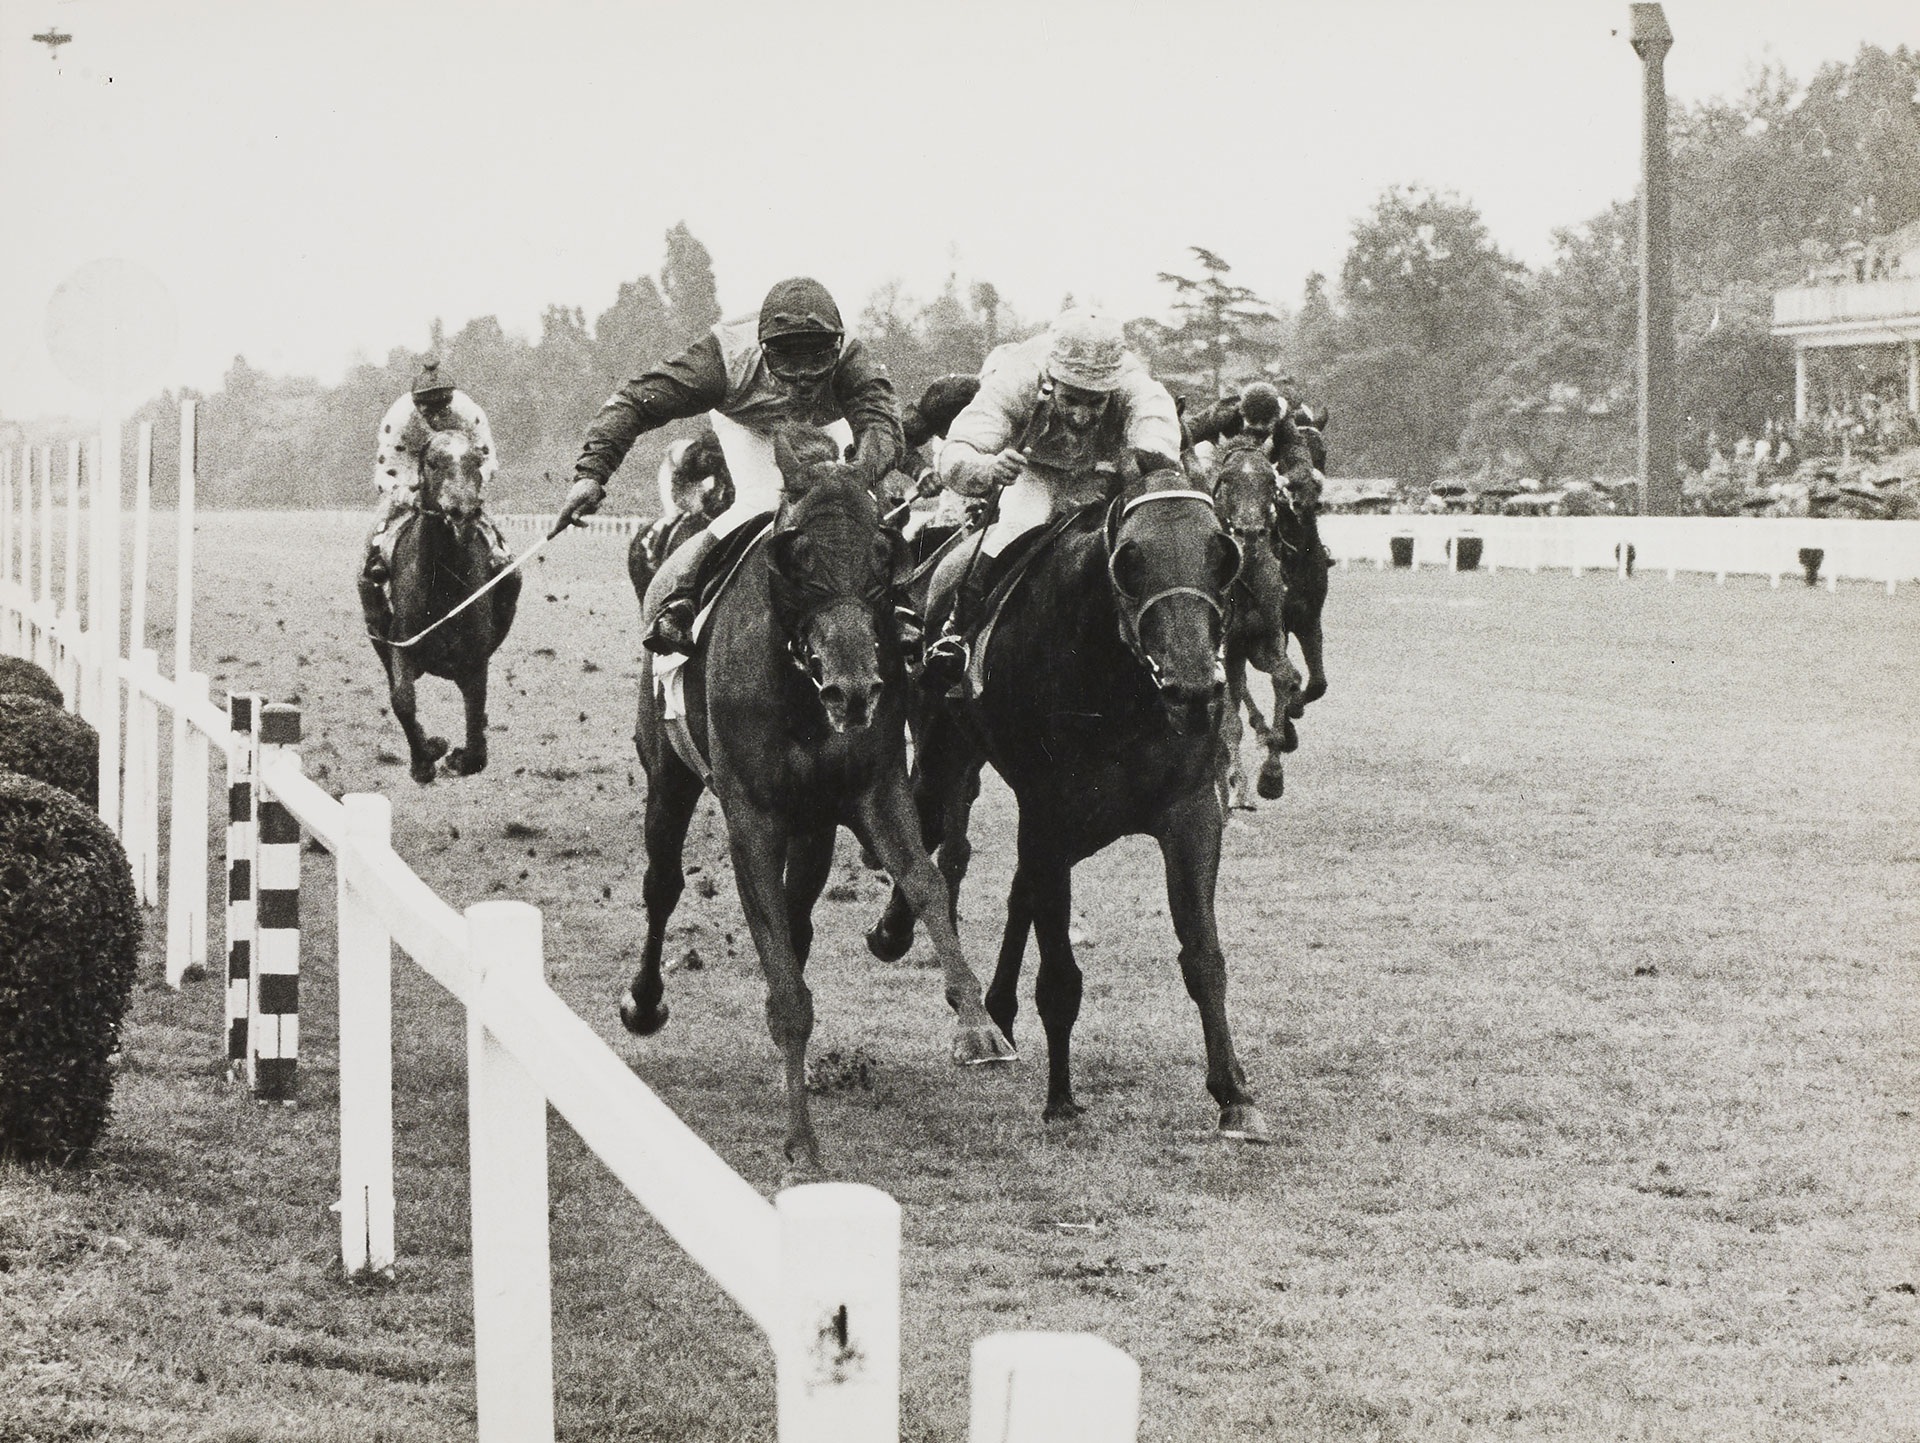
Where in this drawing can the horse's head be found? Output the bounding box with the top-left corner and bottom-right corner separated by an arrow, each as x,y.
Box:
1107,471 -> 1241,735
768,425 -> 901,734
420,432 -> 486,534
1213,438 -> 1279,539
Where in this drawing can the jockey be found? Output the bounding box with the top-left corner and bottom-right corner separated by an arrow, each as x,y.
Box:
920,307 -> 1182,688
361,362 -> 505,587
1182,380 -> 1319,486
553,276 -> 904,656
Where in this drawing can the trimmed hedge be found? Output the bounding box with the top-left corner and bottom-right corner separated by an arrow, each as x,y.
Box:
0,695 -> 99,807
0,655 -> 64,708
0,771 -> 139,1163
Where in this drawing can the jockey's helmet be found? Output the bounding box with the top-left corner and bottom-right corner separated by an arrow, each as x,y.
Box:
1239,382 -> 1283,429
759,277 -> 844,384
1045,308 -> 1127,393
412,361 -> 455,408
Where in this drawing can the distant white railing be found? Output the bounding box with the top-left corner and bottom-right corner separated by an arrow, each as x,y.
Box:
1319,513 -> 1920,591
0,422 -> 1138,1443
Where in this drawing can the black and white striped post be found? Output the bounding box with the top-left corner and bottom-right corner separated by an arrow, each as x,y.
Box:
225,692 -> 260,1082
249,701 -> 303,1098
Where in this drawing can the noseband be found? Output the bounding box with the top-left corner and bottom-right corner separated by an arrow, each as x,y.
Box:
1107,489 -> 1241,689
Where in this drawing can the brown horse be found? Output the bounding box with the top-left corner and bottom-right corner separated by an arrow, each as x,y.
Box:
871,473 -> 1272,1140
627,425 -> 1012,1174
1209,441 -> 1302,807
366,432 -> 519,784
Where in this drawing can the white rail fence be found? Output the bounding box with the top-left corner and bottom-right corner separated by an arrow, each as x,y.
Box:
1318,512 -> 1920,590
0,408 -> 1138,1443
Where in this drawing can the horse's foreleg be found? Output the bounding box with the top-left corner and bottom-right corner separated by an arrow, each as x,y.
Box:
622,750 -> 703,1038
1256,667 -> 1290,800
867,706 -> 976,962
387,653 -> 446,784
1156,795 -> 1268,1143
1019,832 -> 1082,1122
856,778 -> 1014,1067
1220,651 -> 1254,812
446,667 -> 490,776
783,827 -> 837,969
985,865 -> 1033,1046
1295,614 -> 1327,709
723,802 -> 820,1175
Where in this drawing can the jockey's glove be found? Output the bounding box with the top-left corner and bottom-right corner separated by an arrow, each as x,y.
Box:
553,475 -> 606,536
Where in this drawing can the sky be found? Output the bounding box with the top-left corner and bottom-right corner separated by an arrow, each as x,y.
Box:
1,0 -> 1914,420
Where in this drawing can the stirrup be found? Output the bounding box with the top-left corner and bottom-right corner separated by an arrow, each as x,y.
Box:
918,629 -> 969,690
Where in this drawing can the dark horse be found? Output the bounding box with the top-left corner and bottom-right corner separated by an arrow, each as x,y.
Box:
365,432 -> 520,784
872,473 -> 1273,1140
628,425 -> 1013,1173
1210,440 -> 1301,808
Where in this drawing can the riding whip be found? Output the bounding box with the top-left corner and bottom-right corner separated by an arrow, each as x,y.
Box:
382,531 -> 555,651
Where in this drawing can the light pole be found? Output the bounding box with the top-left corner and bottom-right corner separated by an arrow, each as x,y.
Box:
1630,4 -> 1678,515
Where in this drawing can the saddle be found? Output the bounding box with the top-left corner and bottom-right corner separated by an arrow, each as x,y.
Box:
962,503 -> 1104,698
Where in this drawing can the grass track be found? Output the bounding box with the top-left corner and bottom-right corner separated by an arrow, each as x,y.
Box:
3,513 -> 1916,1441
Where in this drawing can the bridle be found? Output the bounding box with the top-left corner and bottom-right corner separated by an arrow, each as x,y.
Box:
770,501 -> 897,703
1106,489 -> 1241,691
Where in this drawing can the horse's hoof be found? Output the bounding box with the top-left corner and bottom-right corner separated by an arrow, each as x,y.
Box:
778,1138 -> 827,1189
409,764 -> 438,786
865,916 -> 914,963
952,1023 -> 1017,1067
1218,1104 -> 1273,1143
619,994 -> 670,1036
445,746 -> 486,776
1043,1095 -> 1085,1123
1256,761 -> 1285,800
425,736 -> 451,762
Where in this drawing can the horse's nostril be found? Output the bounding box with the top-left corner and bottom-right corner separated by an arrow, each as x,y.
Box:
820,685 -> 846,711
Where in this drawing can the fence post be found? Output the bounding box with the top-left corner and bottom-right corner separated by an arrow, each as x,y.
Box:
2,454 -> 14,655
250,701 -> 302,1099
127,648 -> 161,903
225,692 -> 260,1080
465,900 -> 555,1443
94,422 -> 123,837
338,793 -> 396,1279
61,440 -> 79,706
969,1333 -> 1141,1443
166,670 -> 213,986
36,447 -> 52,670
775,1183 -> 901,1443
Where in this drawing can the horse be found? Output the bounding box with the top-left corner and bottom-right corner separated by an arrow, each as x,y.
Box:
1210,440 -> 1301,807
1273,465 -> 1330,712
627,424 -> 1013,1175
870,471 -> 1273,1140
365,431 -> 520,784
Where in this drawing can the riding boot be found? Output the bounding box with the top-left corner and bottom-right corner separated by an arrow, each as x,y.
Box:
358,570 -> 391,640
919,546 -> 1006,694
643,527 -> 719,656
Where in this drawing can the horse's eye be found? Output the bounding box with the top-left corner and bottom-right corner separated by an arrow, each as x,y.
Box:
1111,540 -> 1145,598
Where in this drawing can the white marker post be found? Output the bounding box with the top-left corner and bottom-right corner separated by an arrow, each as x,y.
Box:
337,794 -> 396,1278
969,1332 -> 1141,1443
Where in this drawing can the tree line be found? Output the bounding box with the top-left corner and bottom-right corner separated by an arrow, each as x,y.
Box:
69,43 -> 1920,505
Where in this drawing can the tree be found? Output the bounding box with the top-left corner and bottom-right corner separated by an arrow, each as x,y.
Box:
1153,247 -> 1278,396
1320,187 -> 1525,482
592,275 -> 673,384
661,221 -> 722,344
